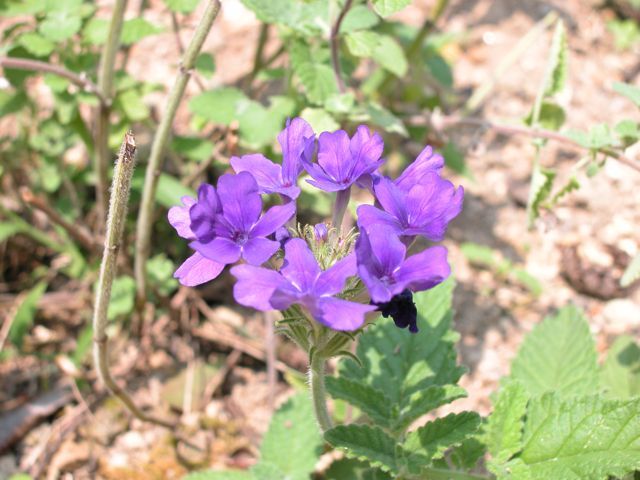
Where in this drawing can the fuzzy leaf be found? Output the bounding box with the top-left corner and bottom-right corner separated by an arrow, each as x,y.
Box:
121,18 -> 163,45
543,21 -> 568,97
371,0 -> 411,17
300,107 -> 340,132
613,81 -> 640,108
526,163 -> 555,227
189,87 -> 247,125
357,102 -> 408,136
195,53 -> 216,79
340,5 -> 380,33
621,252 -> 640,288
484,381 -> 529,466
240,0 -> 328,35
394,385 -> 467,433
9,281 -> 47,348
259,394 -> 322,480
509,305 -> 599,397
38,12 -> 81,41
155,173 -> 196,208
345,31 -> 407,77
17,32 -> 55,56
164,0 -> 200,13
171,136 -> 214,163
402,412 -> 482,471
325,377 -> 393,428
183,470 -> 254,480
325,425 -> 399,473
601,335 -> 640,399
520,394 -> 640,479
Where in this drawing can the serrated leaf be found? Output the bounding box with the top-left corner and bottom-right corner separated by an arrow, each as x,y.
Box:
372,35 -> 408,77
325,377 -> 393,427
346,30 -> 379,57
615,120 -> 640,144
164,0 -> 200,13
115,89 -> 149,121
17,32 -> 55,56
509,305 -> 599,397
259,393 -> 322,480
565,124 -> 617,150
360,103 -> 408,136
449,436 -> 486,470
442,141 -> 473,179
236,97 -> 295,149
156,173 -> 196,208
526,163 -> 555,227
340,5 -> 380,33
613,81 -> 640,108
525,101 -> 565,131
601,335 -> 640,399
325,425 -> 399,473
621,253 -> 640,288
300,107 -> 339,132
371,0 -> 411,17
240,0 -> 328,35
105,276 -> 135,320
484,381 -> 529,465
520,394 -> 640,479
183,470 -> 254,480
38,12 -> 82,42
189,87 -> 247,125
403,412 -> 481,471
550,176 -> 580,206
325,458 -> 393,479
195,53 -> 216,79
543,21 -> 568,97
171,136 -> 214,163
290,42 -> 338,106
121,18 -> 163,45
395,385 -> 467,433
8,281 -> 47,348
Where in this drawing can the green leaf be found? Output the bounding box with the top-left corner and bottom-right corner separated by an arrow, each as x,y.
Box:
607,19 -> 640,50
240,0 -> 328,35
291,42 -> 338,105
356,103 -> 408,137
526,163 -> 555,227
121,18 -> 163,45
565,124 -> 617,150
299,107 -> 340,133
9,281 -> 47,348
164,0 -> 200,13
0,90 -> 29,117
509,305 -> 599,397
442,142 -> 473,179
371,0 -> 411,17
17,32 -> 56,56
325,425 -> 399,473
550,176 -> 580,206
395,385 -> 467,434
402,412 -> 481,471
72,325 -> 93,366
621,252 -> 640,288
525,102 -> 565,131
340,5 -> 380,33
171,136 -> 214,162
484,381 -> 529,465
543,21 -> 568,97
325,377 -> 393,427
613,81 -> 640,108
183,470 -> 254,480
115,89 -> 149,122
105,276 -> 135,320
156,174 -> 196,208
601,335 -> 640,399
615,120 -> 640,145
325,458 -> 393,479
346,30 -> 379,57
372,35 -> 408,77
147,254 -> 178,296
195,53 -> 216,79
82,18 -> 109,45
259,393 -> 322,480
38,12 -> 82,42
189,87 -> 247,125
236,97 -> 295,149
0,222 -> 25,242
519,394 -> 640,479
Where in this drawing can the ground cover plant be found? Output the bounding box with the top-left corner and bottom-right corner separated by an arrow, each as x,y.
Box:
0,0 -> 639,479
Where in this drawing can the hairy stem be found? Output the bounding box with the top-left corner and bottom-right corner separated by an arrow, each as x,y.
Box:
134,0 -> 221,310
95,0 -> 128,225
0,57 -> 107,105
309,353 -> 333,433
329,0 -> 353,93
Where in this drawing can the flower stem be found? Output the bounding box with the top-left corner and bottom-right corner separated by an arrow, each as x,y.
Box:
332,187 -> 351,230
134,0 -> 221,312
309,353 -> 333,433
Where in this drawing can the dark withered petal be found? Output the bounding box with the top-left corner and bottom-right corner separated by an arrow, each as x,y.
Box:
373,289 -> 418,333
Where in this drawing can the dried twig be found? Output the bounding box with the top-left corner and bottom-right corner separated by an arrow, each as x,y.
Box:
329,0 -> 353,93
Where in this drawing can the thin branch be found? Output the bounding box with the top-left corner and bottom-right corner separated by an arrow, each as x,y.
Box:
134,0 -> 222,310
19,187 -> 99,253
0,57 -> 107,106
170,11 -> 207,91
423,114 -> 640,173
249,23 -> 269,81
329,0 -> 353,93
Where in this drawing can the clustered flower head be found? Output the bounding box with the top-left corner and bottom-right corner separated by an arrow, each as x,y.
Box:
169,118 -> 463,335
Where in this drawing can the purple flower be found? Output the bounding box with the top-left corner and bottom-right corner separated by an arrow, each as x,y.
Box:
313,223 -> 328,243
357,173 -> 463,242
190,172 -> 295,267
394,145 -> 444,192
168,194 -> 225,286
230,117 -> 315,200
302,125 -> 384,192
356,224 -> 450,304
231,238 -> 376,331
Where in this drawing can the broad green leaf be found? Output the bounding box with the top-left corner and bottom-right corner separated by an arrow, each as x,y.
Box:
324,93 -> 356,114
346,30 -> 379,57
72,325 -> 93,366
9,281 -> 47,348
325,376 -> 393,427
615,119 -> 640,145
0,90 -> 29,117
39,12 -> 82,42
565,124 -> 617,150
601,335 -> 640,398
372,35 -> 408,77
354,103 -> 408,136
607,19 -> 640,50
340,5 -> 380,33
195,53 -> 216,79
403,412 -> 481,471
621,253 -> 640,288
520,394 -> 640,479
121,18 -> 163,45
259,394 -> 322,480
299,107 -> 339,133
325,425 -> 399,473
17,32 -> 55,56
484,381 -> 529,466
164,0 -> 200,13
526,163 -> 555,227
236,97 -> 294,149
183,470 -> 253,480
371,0 -> 411,17
449,437 -> 486,470
442,142 -> 473,179
525,102 -> 565,131
613,81 -> 640,108
147,254 -> 178,296
115,89 -> 149,122
509,305 -> 599,397
171,136 -> 214,162
543,21 -> 568,97
325,458 -> 393,479
189,87 -> 247,125
105,276 -> 135,320
82,18 -> 109,45
240,0 -> 328,35
395,385 -> 467,434
156,173 -> 196,208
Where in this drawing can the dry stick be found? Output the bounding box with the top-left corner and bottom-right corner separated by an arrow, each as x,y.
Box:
329,0 -> 353,93
92,132 -> 173,430
134,0 -> 222,310
19,187 -> 99,253
95,0 -> 128,225
0,57 -> 107,106
426,114 -> 640,174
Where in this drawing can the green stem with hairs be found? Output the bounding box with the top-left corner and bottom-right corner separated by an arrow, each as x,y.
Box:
309,353 -> 333,433
134,0 -> 221,310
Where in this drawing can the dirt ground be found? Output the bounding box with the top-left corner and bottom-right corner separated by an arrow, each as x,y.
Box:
1,0 -> 639,478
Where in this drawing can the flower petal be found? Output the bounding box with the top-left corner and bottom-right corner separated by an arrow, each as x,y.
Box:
190,237 -> 241,264
356,204 -> 402,233
217,172 -> 262,232
395,245 -> 450,292
363,224 -> 405,276
278,117 -> 315,184
250,202 -> 296,237
168,195 -> 196,239
372,176 -> 408,223
230,264 -> 287,311
190,183 -> 219,242
242,237 -> 280,265
230,154 -> 283,193
316,297 -> 376,331
359,265 -> 396,303
349,125 -> 384,180
315,253 -> 357,296
394,145 -> 444,192
280,238 -> 321,292
174,252 -> 224,286
316,130 -> 351,184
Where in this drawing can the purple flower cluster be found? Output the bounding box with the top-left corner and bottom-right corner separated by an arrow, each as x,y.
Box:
169,118 -> 463,332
